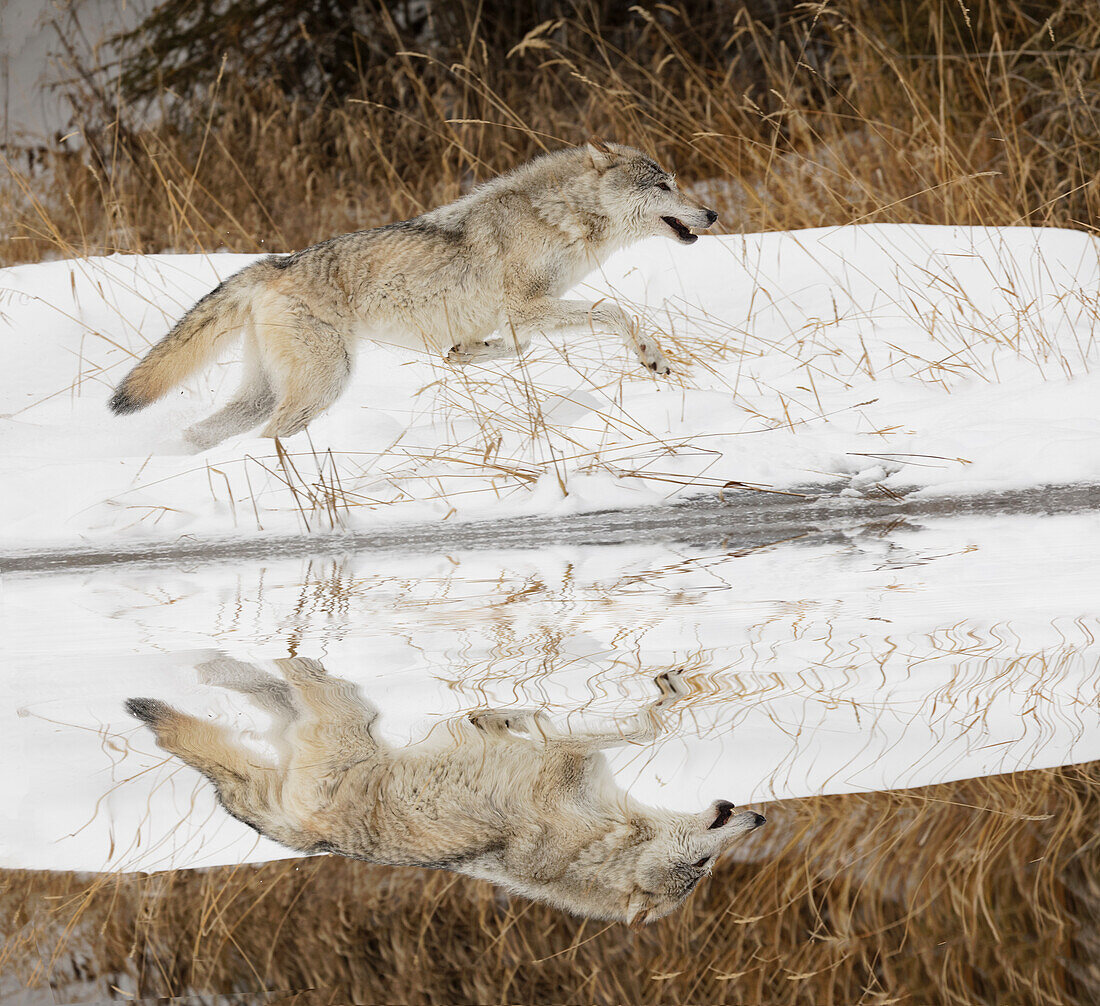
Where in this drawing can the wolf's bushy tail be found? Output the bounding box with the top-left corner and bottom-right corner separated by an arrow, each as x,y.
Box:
108,264 -> 266,415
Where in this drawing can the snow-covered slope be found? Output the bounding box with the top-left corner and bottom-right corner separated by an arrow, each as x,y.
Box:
2,224 -> 1099,552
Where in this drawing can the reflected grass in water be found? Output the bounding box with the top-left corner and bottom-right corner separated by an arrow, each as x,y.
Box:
3,761 -> 1097,1005
8,526 -> 1100,876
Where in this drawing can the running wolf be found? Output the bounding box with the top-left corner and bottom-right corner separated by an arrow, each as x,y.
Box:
108,139 -> 718,449
126,659 -> 764,926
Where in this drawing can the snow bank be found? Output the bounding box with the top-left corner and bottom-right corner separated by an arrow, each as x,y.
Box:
2,224 -> 1099,552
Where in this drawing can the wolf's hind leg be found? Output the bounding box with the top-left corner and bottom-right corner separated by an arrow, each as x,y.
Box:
258,314 -> 352,439
197,657 -> 297,722
274,658 -> 381,755
270,659 -> 383,814
446,330 -> 531,366
196,657 -> 298,769
184,330 -> 276,449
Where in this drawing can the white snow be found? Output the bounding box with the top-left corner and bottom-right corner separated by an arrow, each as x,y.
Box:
2,224 -> 1099,553
3,512 -> 1099,872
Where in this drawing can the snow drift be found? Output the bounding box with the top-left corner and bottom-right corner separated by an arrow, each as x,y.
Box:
2,224 -> 1099,553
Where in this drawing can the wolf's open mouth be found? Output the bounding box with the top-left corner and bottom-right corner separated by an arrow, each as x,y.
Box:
708,801 -> 734,829
661,216 -> 698,244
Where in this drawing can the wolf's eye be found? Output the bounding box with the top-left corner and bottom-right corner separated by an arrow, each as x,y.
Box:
692,856 -> 710,869
656,182 -> 671,191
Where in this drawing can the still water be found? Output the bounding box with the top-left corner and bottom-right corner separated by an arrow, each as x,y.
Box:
4,510 -> 1099,873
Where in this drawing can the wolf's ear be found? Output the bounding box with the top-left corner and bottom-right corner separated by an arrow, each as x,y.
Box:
586,136 -> 616,170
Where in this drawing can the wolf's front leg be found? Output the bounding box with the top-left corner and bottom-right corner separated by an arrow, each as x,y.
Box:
507,297 -> 671,375
468,707 -> 557,739
562,668 -> 690,750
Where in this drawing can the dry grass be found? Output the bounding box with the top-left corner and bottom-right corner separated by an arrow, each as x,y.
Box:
5,1 -> 1100,267
3,759 -> 1098,1004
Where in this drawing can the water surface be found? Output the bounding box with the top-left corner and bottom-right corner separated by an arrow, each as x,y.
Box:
4,511 -> 1098,872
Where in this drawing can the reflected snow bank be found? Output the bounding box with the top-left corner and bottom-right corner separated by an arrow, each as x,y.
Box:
2,225 -> 1099,549
3,511 -> 1098,871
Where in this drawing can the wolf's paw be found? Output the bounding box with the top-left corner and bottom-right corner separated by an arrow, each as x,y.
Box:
273,657 -> 328,682
635,340 -> 671,375
654,667 -> 689,701
446,341 -> 493,365
447,340 -> 512,365
197,657 -> 285,695
182,425 -> 218,453
446,345 -> 475,365
469,707 -> 549,736
468,709 -> 511,734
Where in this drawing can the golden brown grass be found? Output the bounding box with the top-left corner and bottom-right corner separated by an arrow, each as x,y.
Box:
2,11 -> 1096,1002
5,1 -> 1100,267
3,759 -> 1098,1004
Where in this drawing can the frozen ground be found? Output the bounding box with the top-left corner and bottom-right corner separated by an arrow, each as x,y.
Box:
2,224 -> 1100,555
4,512 -> 1099,872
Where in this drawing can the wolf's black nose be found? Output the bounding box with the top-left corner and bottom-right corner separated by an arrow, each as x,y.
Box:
751,812 -> 766,828
705,208 -> 718,226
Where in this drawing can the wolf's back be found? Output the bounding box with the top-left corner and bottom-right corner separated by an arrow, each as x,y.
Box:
108,263 -> 266,415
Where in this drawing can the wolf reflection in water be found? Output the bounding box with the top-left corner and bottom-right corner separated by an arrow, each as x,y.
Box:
126,658 -> 765,926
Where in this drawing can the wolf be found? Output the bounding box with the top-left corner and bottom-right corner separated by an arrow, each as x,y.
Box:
126,658 -> 764,926
108,138 -> 717,449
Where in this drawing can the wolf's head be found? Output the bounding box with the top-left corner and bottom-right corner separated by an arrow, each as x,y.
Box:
510,798 -> 766,926
583,137 -> 718,245
617,800 -> 766,926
